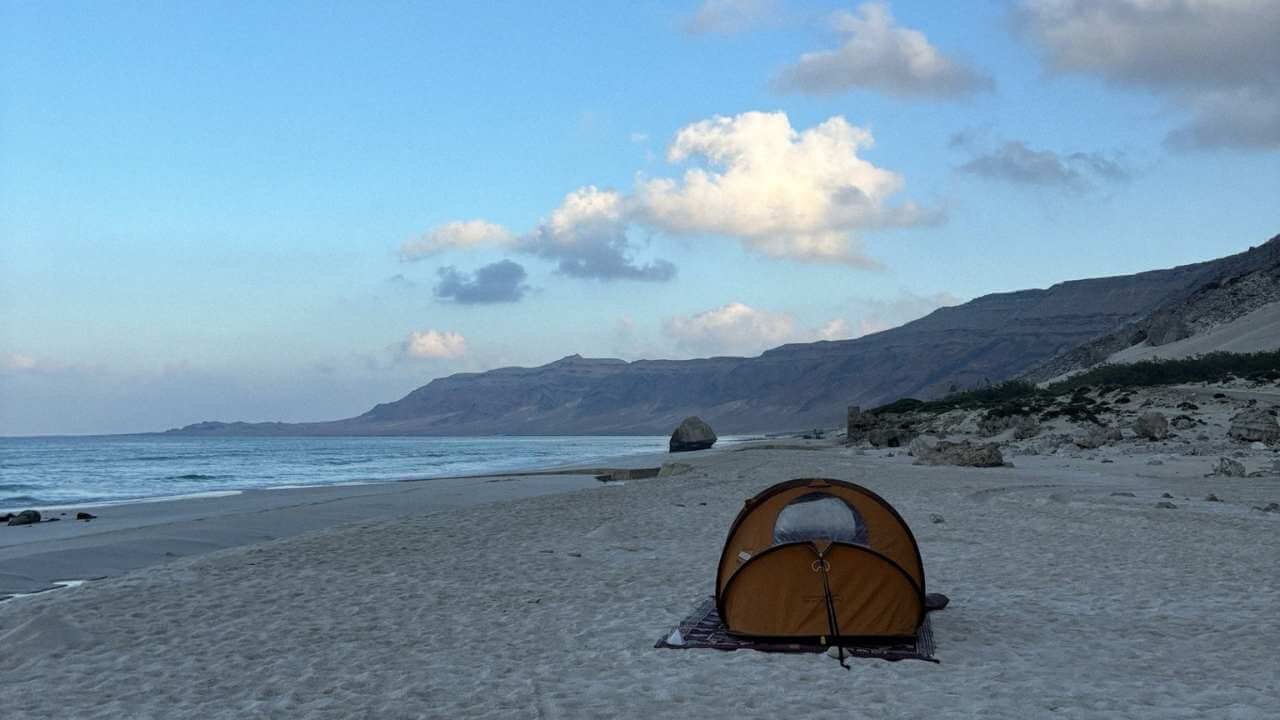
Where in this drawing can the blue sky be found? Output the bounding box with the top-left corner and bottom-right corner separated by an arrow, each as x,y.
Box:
2,0 -> 1277,435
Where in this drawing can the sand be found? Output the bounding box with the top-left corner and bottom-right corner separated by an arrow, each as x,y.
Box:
1,440 -> 1278,718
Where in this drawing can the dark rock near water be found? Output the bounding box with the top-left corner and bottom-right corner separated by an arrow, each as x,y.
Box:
669,416 -> 717,453
7,510 -> 41,526
76,512 -> 97,521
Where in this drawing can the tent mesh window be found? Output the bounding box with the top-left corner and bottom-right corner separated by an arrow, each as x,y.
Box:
772,492 -> 869,546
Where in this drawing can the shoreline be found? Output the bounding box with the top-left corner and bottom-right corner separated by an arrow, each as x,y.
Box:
0,443 -> 722,597
0,434 -> 758,514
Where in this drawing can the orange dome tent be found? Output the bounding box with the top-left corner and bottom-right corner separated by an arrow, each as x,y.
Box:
715,478 -> 927,644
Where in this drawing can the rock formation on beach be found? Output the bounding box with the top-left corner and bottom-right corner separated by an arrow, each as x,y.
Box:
164,234 -> 1280,436
669,417 -> 717,453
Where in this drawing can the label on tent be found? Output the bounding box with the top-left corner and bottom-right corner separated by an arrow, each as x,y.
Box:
737,551 -> 752,563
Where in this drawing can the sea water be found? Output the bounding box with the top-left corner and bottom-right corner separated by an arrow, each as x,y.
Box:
0,434 -> 673,511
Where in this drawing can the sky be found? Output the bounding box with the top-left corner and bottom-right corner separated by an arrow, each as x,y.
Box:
2,0 -> 1277,436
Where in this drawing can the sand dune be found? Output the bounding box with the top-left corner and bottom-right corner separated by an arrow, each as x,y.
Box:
0,444 -> 1277,718
1109,300 -> 1280,363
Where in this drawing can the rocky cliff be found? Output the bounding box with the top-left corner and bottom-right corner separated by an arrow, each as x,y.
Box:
168,234 -> 1280,436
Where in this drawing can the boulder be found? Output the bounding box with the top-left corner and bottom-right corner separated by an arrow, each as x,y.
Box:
669,416 -> 717,453
1075,425 -> 1122,449
1170,415 -> 1197,431
912,440 -> 1004,467
1228,407 -> 1280,445
1212,457 -> 1247,478
7,509 -> 41,526
1132,412 -> 1169,441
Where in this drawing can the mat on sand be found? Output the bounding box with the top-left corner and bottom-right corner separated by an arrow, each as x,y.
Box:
654,596 -> 940,663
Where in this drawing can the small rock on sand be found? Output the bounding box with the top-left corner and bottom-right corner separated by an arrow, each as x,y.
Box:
1211,457 -> 1247,478
929,513 -> 945,524
1110,492 -> 1136,497
1205,494 -> 1222,502
1155,501 -> 1178,509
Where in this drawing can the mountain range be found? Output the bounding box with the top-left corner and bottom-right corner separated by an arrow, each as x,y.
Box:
168,234 -> 1280,436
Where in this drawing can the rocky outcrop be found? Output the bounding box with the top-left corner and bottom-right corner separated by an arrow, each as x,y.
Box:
1133,412 -> 1170,441
669,416 -> 717,452
1229,408 -> 1280,445
846,406 -> 876,444
911,440 -> 1004,467
977,413 -> 1040,439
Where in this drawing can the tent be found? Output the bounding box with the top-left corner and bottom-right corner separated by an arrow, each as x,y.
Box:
715,478 -> 927,643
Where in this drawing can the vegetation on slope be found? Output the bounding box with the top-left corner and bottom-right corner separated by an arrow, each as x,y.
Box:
870,350 -> 1280,422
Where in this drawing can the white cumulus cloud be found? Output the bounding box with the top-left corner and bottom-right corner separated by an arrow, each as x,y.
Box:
663,302 -> 798,356
404,330 -> 468,359
637,111 -> 934,265
774,2 -> 993,98
409,111 -> 930,272
400,220 -> 515,261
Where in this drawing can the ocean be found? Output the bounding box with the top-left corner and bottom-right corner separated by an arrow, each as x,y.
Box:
0,434 -> 675,511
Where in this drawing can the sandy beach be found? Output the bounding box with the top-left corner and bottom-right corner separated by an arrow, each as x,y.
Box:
1,435 -> 1277,719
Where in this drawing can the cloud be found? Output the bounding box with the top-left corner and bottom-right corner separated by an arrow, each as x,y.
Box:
663,302 -> 798,356
1014,0 -> 1280,151
433,260 -> 531,304
959,140 -> 1129,190
636,111 -> 936,265
522,187 -> 676,281
684,0 -> 782,34
774,2 -> 993,98
818,318 -> 850,340
846,290 -> 961,336
385,273 -> 418,290
1,352 -> 40,374
400,220 -> 515,261
404,330 -> 468,359
413,111 -> 930,271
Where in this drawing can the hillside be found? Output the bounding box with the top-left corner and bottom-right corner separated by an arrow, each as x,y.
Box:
167,234 -> 1280,436
1025,235 -> 1280,382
